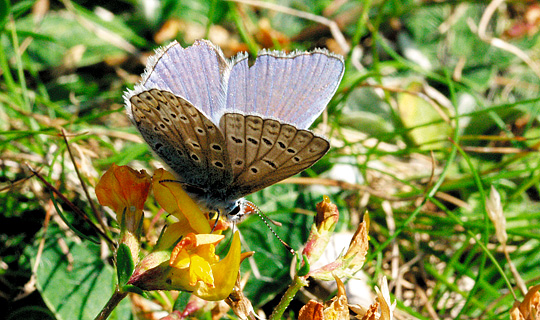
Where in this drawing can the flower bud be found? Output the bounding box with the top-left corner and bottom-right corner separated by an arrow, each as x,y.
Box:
96,163 -> 150,233
302,196 -> 339,264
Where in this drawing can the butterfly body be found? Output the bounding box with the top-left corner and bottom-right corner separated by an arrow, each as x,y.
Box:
125,40 -> 344,221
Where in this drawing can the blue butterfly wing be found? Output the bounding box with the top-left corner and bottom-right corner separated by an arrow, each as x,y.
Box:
125,40 -> 228,125
225,50 -> 344,130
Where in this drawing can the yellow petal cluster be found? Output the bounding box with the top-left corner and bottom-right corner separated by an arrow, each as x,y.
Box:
96,165 -> 243,301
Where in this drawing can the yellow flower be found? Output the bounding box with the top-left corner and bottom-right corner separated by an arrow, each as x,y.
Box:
169,233 -> 223,287
129,231 -> 242,301
153,169 -> 211,232
96,163 -> 151,232
151,169 -> 217,250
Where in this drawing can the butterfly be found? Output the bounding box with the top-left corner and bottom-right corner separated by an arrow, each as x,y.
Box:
123,40 -> 344,222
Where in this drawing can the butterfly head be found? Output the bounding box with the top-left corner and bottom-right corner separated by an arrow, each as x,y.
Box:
225,198 -> 258,223
227,198 -> 295,254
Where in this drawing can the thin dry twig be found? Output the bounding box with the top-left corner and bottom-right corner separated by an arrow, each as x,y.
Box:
476,0 -> 540,78
366,83 -> 453,125
60,129 -> 108,236
503,246 -> 528,296
26,164 -> 115,247
461,146 -> 535,154
382,201 -> 401,299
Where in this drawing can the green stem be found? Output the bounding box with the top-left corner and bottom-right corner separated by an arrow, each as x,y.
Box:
269,276 -> 309,320
94,287 -> 128,320
228,2 -> 259,56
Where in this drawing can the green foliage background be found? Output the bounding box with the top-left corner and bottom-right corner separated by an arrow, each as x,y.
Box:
1,0 -> 539,319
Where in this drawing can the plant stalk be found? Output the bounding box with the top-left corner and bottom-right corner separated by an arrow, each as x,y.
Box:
94,287 -> 128,320
269,276 -> 309,320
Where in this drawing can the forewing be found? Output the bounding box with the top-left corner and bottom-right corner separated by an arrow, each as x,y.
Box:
130,89 -> 232,189
225,49 -> 344,129
220,113 -> 329,198
125,40 -> 230,125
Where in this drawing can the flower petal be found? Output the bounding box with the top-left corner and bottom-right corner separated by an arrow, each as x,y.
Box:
323,275 -> 349,320
189,255 -> 214,287
375,276 -> 395,320
299,300 -> 324,320
158,222 -> 199,250
194,233 -> 225,246
153,169 -> 211,234
114,165 -> 151,212
194,231 -> 242,301
170,248 -> 190,269
96,164 -> 150,232
170,233 -> 197,268
96,163 -> 124,213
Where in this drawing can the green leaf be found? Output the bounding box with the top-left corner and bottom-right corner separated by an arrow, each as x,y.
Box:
0,0 -> 10,31
98,142 -> 150,166
122,284 -> 145,296
240,184 -> 313,306
67,2 -> 147,48
173,291 -> 191,312
116,243 -> 135,286
9,13 -> 127,71
29,234 -> 133,320
397,81 -> 452,149
296,254 -> 310,277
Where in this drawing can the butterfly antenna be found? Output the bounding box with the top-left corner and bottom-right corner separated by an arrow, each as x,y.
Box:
159,179 -> 182,184
245,202 -> 295,255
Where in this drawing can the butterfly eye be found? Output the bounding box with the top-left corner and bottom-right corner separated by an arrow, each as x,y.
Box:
227,205 -> 241,216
